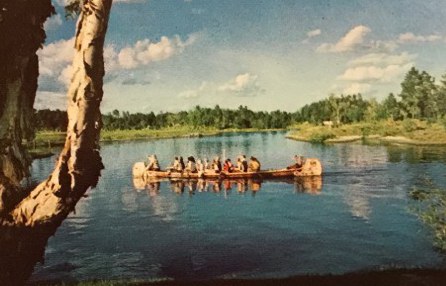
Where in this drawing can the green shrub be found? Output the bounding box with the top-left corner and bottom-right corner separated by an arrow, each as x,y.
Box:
309,132 -> 335,143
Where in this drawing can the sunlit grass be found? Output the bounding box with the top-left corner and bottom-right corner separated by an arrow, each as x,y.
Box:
288,119 -> 446,144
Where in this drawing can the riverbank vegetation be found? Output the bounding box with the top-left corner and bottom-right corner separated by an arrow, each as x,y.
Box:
409,178 -> 446,252
32,67 -> 446,147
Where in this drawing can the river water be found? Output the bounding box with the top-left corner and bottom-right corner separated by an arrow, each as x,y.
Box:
28,131 -> 446,282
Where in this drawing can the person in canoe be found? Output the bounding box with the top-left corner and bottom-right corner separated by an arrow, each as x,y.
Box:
223,159 -> 234,173
287,155 -> 304,170
248,156 -> 261,172
179,156 -> 186,171
196,159 -> 205,176
203,158 -> 210,170
241,155 -> 248,172
185,156 -> 197,173
212,156 -> 222,173
146,154 -> 160,171
170,156 -> 184,172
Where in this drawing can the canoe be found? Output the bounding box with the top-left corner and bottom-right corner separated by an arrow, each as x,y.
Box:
133,158 -> 322,179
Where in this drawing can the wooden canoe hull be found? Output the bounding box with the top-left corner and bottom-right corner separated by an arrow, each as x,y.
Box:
133,158 -> 322,179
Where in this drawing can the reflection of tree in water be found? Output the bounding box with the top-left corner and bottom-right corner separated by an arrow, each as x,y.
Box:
409,177 -> 446,251
387,145 -> 446,164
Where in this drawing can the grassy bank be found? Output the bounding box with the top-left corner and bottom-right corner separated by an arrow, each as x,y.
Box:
287,119 -> 446,145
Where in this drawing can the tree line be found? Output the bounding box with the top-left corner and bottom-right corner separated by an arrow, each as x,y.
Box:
294,67 -> 446,125
34,67 -> 446,132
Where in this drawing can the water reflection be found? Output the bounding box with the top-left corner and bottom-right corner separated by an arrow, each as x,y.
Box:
385,145 -> 446,164
133,176 -> 323,196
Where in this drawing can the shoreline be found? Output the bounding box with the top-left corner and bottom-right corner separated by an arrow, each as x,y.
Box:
286,120 -> 446,146
286,134 -> 446,146
28,128 -> 285,159
29,121 -> 446,160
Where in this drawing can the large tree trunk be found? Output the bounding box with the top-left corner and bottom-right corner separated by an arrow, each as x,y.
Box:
9,0 -> 112,226
0,0 -> 54,214
0,1 -> 112,283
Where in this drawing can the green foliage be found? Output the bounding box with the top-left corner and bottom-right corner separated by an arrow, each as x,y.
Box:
297,94 -> 369,125
64,0 -> 81,19
441,117 -> 446,131
34,105 -> 293,132
409,179 -> 446,252
399,67 -> 439,119
308,131 -> 335,143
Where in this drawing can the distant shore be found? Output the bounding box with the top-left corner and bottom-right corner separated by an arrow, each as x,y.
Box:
28,120 -> 446,160
27,128 -> 284,159
286,119 -> 446,145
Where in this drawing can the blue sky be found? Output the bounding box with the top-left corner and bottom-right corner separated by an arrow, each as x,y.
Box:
35,0 -> 446,112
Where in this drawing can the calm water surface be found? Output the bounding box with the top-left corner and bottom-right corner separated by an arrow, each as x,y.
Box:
29,132 -> 446,282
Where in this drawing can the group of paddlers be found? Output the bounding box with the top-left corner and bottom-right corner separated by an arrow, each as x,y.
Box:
145,154 -> 262,173
145,154 -> 305,173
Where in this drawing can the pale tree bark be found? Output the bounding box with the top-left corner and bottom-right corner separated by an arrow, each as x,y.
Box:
9,0 -> 112,226
0,1 -> 112,284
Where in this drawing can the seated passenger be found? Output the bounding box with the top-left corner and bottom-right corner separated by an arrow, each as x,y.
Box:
196,159 -> 205,176
212,156 -> 222,173
287,155 -> 304,170
196,159 -> 204,172
236,157 -> 243,171
223,159 -> 234,173
241,155 -> 248,172
186,156 -> 197,173
179,156 -> 185,171
203,158 -> 210,170
170,156 -> 181,172
248,156 -> 261,172
146,154 -> 160,171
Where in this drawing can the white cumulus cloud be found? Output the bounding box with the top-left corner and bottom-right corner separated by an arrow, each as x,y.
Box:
398,32 -> 443,43
38,37 -> 74,78
338,51 -> 415,84
218,73 -> 263,97
338,63 -> 413,83
37,34 -> 198,95
317,25 -> 371,53
117,35 -> 197,69
44,14 -> 62,31
347,52 -> 417,67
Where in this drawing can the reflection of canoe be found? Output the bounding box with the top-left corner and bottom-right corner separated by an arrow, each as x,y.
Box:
133,158 -> 322,179
133,176 -> 323,195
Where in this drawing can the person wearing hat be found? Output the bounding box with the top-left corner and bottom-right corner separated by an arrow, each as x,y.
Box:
248,156 -> 261,172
